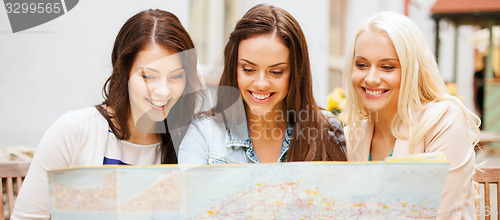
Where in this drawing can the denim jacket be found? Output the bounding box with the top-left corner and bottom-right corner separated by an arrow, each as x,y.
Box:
178,110 -> 345,165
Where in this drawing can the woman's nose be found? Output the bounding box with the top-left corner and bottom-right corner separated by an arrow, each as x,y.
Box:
364,68 -> 381,85
151,79 -> 171,98
253,72 -> 270,90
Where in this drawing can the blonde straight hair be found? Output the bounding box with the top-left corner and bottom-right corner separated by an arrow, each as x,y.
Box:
343,11 -> 480,160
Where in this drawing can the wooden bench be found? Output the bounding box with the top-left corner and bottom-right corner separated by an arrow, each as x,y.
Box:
1,162 -> 30,220
474,167 -> 500,220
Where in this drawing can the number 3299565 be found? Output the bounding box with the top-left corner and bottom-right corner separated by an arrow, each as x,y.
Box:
5,3 -> 62,14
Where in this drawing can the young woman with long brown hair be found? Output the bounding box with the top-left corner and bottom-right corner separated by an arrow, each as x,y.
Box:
13,9 -> 203,219
179,4 -> 346,164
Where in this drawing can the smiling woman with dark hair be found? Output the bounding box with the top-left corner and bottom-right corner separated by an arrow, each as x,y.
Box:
178,4 -> 346,165
12,9 -> 203,219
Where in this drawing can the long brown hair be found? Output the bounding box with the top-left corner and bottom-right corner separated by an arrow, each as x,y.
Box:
216,4 -> 346,161
97,9 -> 201,164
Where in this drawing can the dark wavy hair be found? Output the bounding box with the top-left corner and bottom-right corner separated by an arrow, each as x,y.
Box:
215,4 -> 346,161
97,9 -> 201,164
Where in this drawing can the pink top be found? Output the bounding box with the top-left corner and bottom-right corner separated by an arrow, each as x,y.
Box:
347,103 -> 476,220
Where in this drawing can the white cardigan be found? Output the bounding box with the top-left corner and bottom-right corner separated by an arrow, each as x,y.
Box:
12,107 -> 161,220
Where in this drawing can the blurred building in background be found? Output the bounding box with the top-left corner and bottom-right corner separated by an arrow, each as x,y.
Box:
0,0 -> 499,149
430,0 -> 500,134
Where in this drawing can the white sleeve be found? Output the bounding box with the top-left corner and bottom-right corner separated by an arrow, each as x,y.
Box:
11,111 -> 81,220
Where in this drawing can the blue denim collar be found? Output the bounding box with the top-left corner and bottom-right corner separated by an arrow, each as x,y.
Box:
225,123 -> 293,163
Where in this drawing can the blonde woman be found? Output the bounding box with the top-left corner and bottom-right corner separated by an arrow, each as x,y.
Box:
343,11 -> 480,219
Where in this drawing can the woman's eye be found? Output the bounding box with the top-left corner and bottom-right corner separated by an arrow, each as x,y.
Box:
381,66 -> 395,71
355,63 -> 368,69
142,75 -> 153,80
270,70 -> 283,75
170,72 -> 185,80
243,68 -> 255,73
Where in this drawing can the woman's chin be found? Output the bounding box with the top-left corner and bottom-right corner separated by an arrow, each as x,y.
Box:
247,106 -> 274,116
145,109 -> 171,121
131,111 -> 169,133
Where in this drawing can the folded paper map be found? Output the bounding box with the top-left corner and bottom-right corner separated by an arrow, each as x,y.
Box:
48,154 -> 449,219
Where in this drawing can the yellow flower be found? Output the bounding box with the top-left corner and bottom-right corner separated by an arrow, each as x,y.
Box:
327,87 -> 346,115
327,96 -> 339,111
445,82 -> 462,101
445,82 -> 456,96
